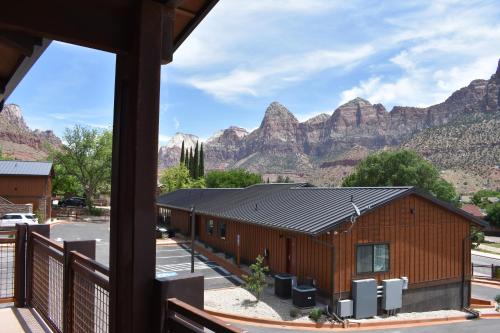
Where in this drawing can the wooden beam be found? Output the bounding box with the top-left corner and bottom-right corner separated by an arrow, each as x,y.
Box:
174,0 -> 219,51
0,31 -> 42,56
0,39 -> 50,104
0,1 -> 131,54
109,1 -> 170,332
176,8 -> 197,18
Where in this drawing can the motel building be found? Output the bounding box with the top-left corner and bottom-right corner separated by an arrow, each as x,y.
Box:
157,183 -> 486,314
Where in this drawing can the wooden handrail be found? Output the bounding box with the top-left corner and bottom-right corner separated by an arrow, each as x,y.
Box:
31,231 -> 64,252
166,298 -> 243,333
70,250 -> 110,277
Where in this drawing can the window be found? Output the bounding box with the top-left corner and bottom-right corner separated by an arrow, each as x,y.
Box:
218,221 -> 226,239
207,219 -> 214,235
356,243 -> 389,274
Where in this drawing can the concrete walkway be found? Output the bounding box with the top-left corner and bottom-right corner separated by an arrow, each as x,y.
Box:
0,308 -> 24,333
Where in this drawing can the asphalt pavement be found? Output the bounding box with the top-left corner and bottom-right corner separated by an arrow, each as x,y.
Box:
50,221 -> 241,290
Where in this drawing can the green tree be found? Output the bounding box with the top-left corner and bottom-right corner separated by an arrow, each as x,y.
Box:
472,189 -> 500,208
52,163 -> 84,197
193,141 -> 199,179
180,141 -> 185,166
471,226 -> 485,249
184,147 -> 189,169
242,255 -> 269,301
198,143 -> 204,178
342,150 -> 459,205
486,203 -> 500,227
52,125 -> 112,207
159,165 -> 205,193
0,146 -> 12,160
205,169 -> 262,188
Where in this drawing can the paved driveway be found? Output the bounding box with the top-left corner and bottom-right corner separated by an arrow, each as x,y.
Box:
156,243 -> 241,289
50,221 -> 241,290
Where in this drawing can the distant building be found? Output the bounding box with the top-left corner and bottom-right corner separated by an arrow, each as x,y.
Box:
158,184 -> 485,313
487,197 -> 500,204
460,195 -> 472,204
0,160 -> 54,221
461,204 -> 486,218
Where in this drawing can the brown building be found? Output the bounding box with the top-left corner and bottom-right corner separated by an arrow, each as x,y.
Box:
158,184 -> 486,313
0,160 -> 53,221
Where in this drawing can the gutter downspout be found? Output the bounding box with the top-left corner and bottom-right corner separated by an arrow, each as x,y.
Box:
461,224 -> 474,310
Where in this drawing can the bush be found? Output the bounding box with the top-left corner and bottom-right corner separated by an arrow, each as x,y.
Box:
495,294 -> 500,304
242,255 -> 269,301
471,227 -> 485,249
486,203 -> 500,228
308,308 -> 323,322
289,308 -> 299,318
88,207 -> 104,216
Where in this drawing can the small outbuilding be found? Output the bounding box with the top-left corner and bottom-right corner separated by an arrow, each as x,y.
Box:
0,160 -> 53,221
157,183 -> 486,313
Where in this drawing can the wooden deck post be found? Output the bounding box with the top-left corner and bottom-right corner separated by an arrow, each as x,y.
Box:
109,1 -> 173,332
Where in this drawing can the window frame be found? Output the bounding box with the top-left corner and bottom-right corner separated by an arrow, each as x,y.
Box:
218,220 -> 226,240
355,242 -> 390,275
206,219 -> 214,235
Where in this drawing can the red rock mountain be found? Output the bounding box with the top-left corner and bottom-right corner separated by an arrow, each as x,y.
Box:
0,104 -> 62,160
159,60 -> 500,190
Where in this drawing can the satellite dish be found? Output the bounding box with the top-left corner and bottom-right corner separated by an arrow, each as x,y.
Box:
351,202 -> 361,216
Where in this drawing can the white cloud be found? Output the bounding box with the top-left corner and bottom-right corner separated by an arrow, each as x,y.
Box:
173,117 -> 180,130
339,1 -> 500,108
158,134 -> 171,144
184,45 -> 374,102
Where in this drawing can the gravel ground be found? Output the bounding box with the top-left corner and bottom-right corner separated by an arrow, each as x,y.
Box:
204,286 -> 320,322
351,309 -> 470,323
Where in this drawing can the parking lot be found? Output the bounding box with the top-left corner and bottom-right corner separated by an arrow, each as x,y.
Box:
50,221 -> 241,290
156,243 -> 242,290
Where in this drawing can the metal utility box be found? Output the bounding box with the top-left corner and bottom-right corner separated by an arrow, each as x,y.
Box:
352,278 -> 377,319
274,273 -> 294,298
337,299 -> 353,318
382,279 -> 404,311
401,276 -> 409,290
292,285 -> 316,308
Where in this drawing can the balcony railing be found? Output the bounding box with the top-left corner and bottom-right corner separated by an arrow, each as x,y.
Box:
0,224 -> 245,333
0,230 -> 16,303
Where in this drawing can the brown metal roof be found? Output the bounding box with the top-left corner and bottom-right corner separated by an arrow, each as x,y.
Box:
0,0 -> 218,105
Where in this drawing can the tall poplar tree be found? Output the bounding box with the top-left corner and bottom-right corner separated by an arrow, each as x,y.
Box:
193,141 -> 199,179
199,143 -> 204,178
184,147 -> 189,169
179,140 -> 185,166
189,147 -> 194,178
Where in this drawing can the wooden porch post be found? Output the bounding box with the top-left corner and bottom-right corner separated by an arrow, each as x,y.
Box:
109,1 -> 173,332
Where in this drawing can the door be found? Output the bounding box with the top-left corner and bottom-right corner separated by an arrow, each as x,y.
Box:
285,237 -> 296,274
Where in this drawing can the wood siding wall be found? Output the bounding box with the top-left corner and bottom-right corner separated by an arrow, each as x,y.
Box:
170,209 -> 190,234
171,194 -> 472,295
0,175 -> 52,219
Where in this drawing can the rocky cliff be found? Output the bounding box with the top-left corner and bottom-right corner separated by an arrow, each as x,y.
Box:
158,59 -> 500,191
0,104 -> 62,160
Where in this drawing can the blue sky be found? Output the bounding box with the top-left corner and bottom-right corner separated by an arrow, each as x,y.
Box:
8,0 -> 500,144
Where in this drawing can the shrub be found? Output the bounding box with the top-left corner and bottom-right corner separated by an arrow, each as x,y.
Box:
289,308 -> 299,318
471,227 -> 485,249
308,308 -> 323,322
242,255 -> 269,301
88,207 -> 104,216
495,294 -> 500,304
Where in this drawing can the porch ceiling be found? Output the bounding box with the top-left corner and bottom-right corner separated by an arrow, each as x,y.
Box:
0,0 -> 218,104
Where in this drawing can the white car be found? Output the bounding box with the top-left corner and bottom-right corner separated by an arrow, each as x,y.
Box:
0,213 -> 38,228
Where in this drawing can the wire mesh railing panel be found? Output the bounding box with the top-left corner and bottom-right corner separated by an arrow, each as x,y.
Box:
72,271 -> 109,333
0,231 -> 16,302
31,237 -> 64,333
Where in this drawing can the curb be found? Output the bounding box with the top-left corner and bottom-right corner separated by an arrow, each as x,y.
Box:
206,309 -> 475,330
472,250 -> 500,260
480,312 -> 500,318
472,278 -> 500,287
